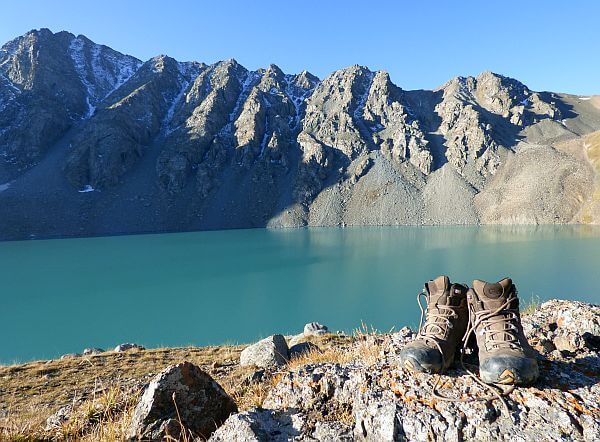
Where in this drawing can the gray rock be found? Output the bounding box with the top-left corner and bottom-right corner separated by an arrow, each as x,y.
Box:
313,421 -> 354,441
522,299 -> 600,355
353,393 -> 403,441
44,405 -> 72,431
114,343 -> 145,352
287,333 -> 307,348
127,361 -> 237,440
289,341 -> 319,359
304,321 -> 328,336
208,408 -> 305,442
240,335 -> 289,368
263,363 -> 361,410
82,347 -> 104,356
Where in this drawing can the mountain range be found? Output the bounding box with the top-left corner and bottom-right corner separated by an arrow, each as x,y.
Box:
1,29 -> 599,240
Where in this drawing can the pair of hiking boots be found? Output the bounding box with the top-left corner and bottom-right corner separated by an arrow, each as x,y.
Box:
400,276 -> 538,386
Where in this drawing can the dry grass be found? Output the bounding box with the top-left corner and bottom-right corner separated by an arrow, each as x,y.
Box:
62,384 -> 138,441
285,324 -> 384,370
522,294 -> 541,316
0,345 -> 245,441
1,384 -> 138,441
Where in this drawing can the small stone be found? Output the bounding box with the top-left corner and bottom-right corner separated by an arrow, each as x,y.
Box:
240,335 -> 289,368
127,361 -> 237,440
243,369 -> 268,386
536,339 -> 556,355
83,347 -> 104,356
304,322 -> 328,336
582,332 -> 600,352
114,343 -> 145,352
44,405 -> 72,430
554,335 -> 578,353
60,353 -> 81,360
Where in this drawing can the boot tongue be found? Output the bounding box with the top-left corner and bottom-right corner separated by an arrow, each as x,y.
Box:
473,278 -> 513,309
426,275 -> 450,304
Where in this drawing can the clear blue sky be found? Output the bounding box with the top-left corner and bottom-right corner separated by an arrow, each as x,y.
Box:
1,0 -> 597,95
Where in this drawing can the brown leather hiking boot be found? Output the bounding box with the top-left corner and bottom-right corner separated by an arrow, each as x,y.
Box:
400,276 -> 469,373
467,278 -> 539,385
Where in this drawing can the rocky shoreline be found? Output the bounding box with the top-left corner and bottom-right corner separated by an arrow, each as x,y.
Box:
1,299 -> 599,441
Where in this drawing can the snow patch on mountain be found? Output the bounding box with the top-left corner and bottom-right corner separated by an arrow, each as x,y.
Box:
163,62 -> 199,134
69,36 -> 141,118
284,73 -> 318,129
221,70 -> 260,136
353,70 -> 375,123
90,43 -> 141,98
69,37 -> 96,118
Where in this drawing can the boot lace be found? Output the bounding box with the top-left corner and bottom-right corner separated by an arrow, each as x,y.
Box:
416,291 -> 459,369
470,299 -> 520,351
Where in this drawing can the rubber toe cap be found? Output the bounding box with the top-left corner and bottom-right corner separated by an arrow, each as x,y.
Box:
399,345 -> 443,374
480,355 -> 539,385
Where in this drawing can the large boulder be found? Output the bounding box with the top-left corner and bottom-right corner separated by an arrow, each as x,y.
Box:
127,362 -> 237,440
240,335 -> 289,368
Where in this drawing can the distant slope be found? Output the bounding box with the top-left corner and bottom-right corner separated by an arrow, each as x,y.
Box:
581,130 -> 600,223
1,29 -> 599,240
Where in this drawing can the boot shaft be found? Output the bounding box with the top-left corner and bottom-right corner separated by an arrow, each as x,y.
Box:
400,275 -> 469,373
421,275 -> 469,342
467,278 -> 532,358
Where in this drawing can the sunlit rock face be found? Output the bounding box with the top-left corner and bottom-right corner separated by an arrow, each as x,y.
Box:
1,29 -> 598,240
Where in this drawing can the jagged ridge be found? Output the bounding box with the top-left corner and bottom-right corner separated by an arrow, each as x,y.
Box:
0,29 -> 599,239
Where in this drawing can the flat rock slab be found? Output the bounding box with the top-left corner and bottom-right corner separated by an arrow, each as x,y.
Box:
127,361 -> 237,440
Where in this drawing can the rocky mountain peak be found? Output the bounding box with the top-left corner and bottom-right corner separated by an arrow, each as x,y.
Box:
1,30 -> 597,238
290,70 -> 319,90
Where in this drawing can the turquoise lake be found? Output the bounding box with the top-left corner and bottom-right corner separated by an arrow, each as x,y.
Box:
1,226 -> 600,363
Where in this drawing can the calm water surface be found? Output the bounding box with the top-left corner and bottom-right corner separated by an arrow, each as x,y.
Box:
1,226 -> 600,363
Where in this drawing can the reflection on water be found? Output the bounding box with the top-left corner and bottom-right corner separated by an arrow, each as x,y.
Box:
1,226 -> 599,363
